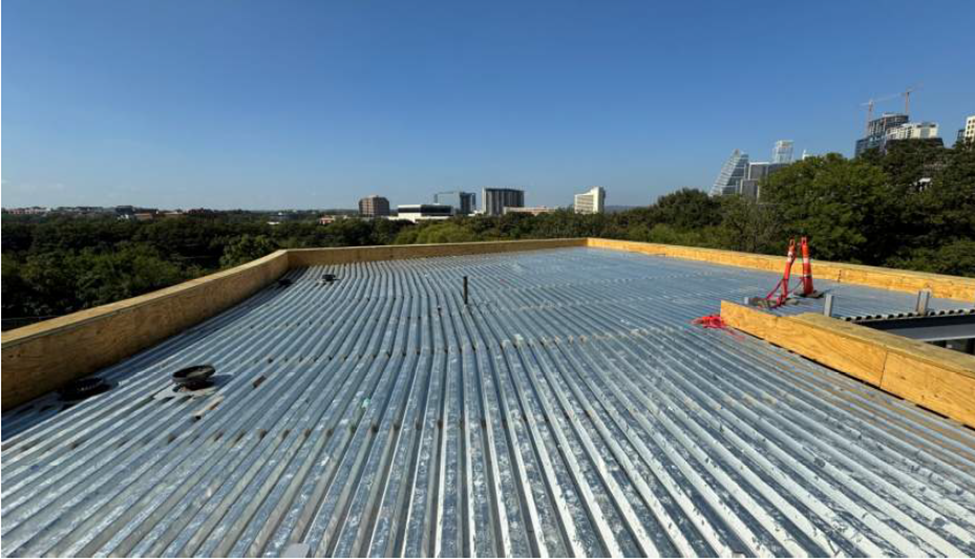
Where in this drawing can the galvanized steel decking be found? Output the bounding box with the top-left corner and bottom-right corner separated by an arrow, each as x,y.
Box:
3,247 -> 975,557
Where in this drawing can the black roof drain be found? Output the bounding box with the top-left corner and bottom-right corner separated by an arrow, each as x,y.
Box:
59,377 -> 110,401
173,365 -> 216,391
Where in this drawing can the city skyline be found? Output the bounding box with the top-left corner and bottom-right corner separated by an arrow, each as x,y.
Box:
3,1 -> 974,210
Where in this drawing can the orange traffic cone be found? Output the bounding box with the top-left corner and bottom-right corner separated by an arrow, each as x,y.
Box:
799,237 -> 823,298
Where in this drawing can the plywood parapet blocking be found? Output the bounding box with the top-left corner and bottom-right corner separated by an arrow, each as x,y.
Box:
287,238 -> 587,268
588,238 -> 975,302
720,301 -> 975,429
1,250 -> 291,409
1,239 -> 586,410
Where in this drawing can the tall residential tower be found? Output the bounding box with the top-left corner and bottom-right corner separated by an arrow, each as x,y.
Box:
358,195 -> 391,217
482,188 -> 525,216
710,149 -> 749,196
772,140 -> 794,164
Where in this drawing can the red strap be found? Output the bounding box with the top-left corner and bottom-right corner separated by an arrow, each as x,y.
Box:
691,315 -> 728,329
691,314 -> 744,339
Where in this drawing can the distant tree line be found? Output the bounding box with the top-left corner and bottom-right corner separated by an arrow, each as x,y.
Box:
3,139 -> 973,329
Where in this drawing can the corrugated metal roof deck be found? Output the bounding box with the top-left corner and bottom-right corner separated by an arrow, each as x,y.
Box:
2,247 -> 975,557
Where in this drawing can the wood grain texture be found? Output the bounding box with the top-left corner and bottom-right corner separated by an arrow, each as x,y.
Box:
4,236 -> 971,418
720,301 -> 975,428
1,240 -> 585,409
589,238 -> 975,302
1,250 -> 291,409
720,302 -> 886,385
287,238 -> 587,267
882,353 -> 975,426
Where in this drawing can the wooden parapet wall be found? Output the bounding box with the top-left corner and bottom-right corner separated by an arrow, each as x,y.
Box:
588,238 -> 975,302
287,238 -> 587,267
1,239 -> 584,410
720,301 -> 975,428
4,236 -> 972,411
1,251 -> 291,409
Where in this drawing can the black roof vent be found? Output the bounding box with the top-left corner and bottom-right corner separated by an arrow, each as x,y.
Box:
173,365 -> 216,391
277,278 -> 294,288
319,273 -> 338,285
59,377 -> 110,401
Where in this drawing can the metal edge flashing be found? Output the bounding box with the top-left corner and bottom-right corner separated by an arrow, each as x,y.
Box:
720,300 -> 975,429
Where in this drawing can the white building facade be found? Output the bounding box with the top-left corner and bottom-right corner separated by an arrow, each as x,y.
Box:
573,186 -> 606,214
885,122 -> 939,141
395,204 -> 453,223
772,140 -> 794,164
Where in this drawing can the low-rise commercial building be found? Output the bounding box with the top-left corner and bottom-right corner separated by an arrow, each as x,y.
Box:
503,206 -> 559,216
396,204 -> 453,223
433,191 -> 476,215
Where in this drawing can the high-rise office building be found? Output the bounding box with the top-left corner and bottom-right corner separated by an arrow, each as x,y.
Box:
884,122 -> 939,141
855,113 -> 909,156
433,191 -> 476,215
482,188 -> 525,216
963,115 -> 975,144
358,195 -> 391,217
865,113 -> 910,137
574,186 -> 606,214
772,140 -> 794,164
737,161 -> 788,199
710,149 -> 749,196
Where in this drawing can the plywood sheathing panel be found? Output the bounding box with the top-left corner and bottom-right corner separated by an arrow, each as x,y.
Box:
287,238 -> 587,267
1,239 -> 584,409
588,238 -> 975,302
1,250 -> 291,408
721,301 -> 975,428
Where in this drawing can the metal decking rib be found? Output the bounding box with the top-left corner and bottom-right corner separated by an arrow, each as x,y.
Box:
2,247 -> 975,558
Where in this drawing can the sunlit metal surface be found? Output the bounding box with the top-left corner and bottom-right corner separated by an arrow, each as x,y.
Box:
3,248 -> 974,557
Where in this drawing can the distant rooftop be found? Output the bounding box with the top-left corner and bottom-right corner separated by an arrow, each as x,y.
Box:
3,248 -> 974,557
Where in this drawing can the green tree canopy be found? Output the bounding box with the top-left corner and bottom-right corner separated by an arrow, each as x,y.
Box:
219,234 -> 277,268
762,153 -> 894,262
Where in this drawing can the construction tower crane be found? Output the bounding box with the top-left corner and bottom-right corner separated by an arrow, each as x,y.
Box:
861,85 -> 922,132
902,84 -> 921,115
860,92 -> 900,132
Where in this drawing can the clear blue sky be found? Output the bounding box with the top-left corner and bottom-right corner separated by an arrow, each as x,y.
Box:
3,1 -> 974,210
